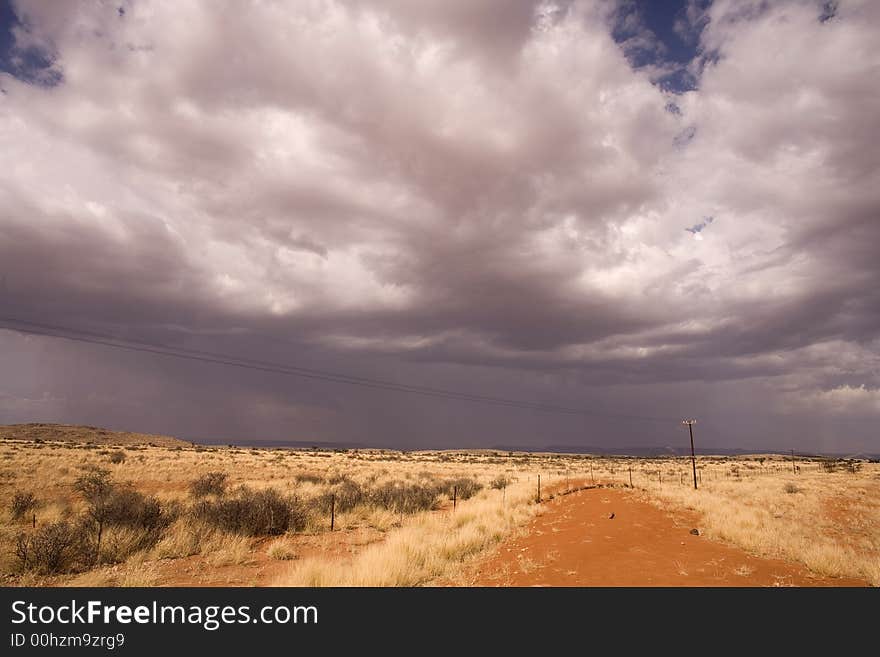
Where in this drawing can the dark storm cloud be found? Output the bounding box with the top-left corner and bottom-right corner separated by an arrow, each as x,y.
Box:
0,0 -> 878,452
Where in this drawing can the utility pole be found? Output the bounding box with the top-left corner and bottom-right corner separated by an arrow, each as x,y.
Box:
682,419 -> 698,490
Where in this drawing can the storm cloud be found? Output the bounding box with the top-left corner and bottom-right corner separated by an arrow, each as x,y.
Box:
1,0 -> 878,453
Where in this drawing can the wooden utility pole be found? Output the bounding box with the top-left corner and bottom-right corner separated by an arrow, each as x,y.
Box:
629,465 -> 633,487
682,419 -> 698,490
791,449 -> 796,474
537,475 -> 541,503
453,485 -> 457,510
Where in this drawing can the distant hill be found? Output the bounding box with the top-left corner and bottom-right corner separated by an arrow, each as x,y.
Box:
0,423 -> 190,448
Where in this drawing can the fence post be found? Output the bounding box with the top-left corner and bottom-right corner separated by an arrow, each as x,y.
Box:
537,475 -> 541,503
330,494 -> 335,532
453,485 -> 457,510
629,465 -> 633,487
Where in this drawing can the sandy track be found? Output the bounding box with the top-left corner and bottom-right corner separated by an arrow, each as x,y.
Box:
465,483 -> 867,587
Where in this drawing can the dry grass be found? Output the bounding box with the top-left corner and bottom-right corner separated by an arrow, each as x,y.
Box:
1,428 -> 877,586
631,460 -> 880,586
274,481 -> 538,586
266,538 -> 297,561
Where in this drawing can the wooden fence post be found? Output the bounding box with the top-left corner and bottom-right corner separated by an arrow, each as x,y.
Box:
330,494 -> 335,531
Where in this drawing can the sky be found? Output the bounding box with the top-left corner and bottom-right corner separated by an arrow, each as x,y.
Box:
0,0 -> 878,454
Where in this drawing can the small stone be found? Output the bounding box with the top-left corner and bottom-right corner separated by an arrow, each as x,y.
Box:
690,528 -> 700,536
608,512 -> 615,519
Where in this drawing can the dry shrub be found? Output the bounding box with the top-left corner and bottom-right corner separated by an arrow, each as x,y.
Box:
108,450 -> 126,464
73,468 -> 173,564
294,472 -> 325,485
437,477 -> 483,500
99,490 -> 175,562
370,481 -> 439,514
11,491 -> 39,520
490,476 -> 510,490
14,520 -> 92,574
192,487 -> 307,536
189,471 -> 229,498
313,480 -> 367,514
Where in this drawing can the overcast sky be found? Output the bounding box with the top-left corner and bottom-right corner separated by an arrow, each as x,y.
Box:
1,0 -> 878,454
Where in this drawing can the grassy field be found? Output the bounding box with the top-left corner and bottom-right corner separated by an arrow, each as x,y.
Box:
1,425 -> 877,586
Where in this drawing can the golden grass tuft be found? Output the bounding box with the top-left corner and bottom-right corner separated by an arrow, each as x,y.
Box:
266,538 -> 297,561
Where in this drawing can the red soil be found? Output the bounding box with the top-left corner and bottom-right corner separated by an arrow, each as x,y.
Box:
465,484 -> 868,587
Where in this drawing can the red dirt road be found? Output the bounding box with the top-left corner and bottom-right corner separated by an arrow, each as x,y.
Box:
466,484 -> 867,587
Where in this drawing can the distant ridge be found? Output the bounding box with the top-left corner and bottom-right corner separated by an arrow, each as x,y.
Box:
0,423 -> 189,448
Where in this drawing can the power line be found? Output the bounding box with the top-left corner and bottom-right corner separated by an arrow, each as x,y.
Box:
0,316 -> 680,423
